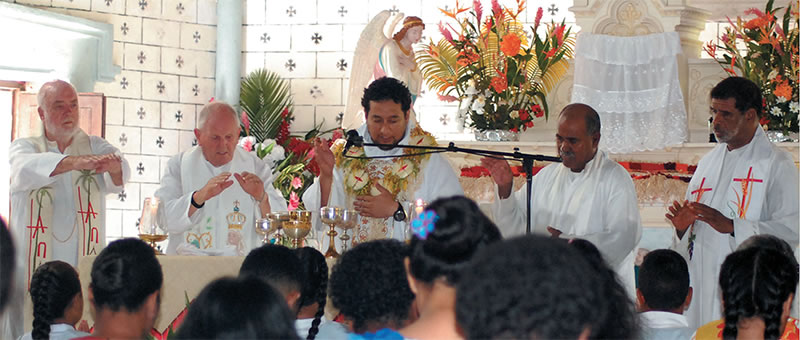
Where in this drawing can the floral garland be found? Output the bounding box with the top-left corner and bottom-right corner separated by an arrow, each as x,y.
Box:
332,126 -> 437,198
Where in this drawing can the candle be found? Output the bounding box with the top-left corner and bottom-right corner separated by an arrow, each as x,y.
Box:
414,198 -> 425,215
149,197 -> 159,234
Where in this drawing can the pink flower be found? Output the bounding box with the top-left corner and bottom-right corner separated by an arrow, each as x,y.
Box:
288,192 -> 300,211
534,7 -> 543,29
437,93 -> 459,102
474,0 -> 483,25
439,22 -> 454,43
291,176 -> 302,189
238,136 -> 255,152
241,111 -> 251,135
491,0 -> 502,17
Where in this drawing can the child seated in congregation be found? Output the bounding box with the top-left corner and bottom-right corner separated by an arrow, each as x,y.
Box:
19,261 -> 89,340
294,247 -> 347,340
637,249 -> 694,340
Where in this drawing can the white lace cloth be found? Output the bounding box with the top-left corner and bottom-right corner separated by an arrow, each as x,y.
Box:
571,32 -> 688,153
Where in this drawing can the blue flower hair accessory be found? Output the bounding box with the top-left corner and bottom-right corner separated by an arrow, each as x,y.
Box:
411,210 -> 438,240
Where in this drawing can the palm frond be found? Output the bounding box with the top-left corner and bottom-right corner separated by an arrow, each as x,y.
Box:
417,39 -> 464,95
240,69 -> 293,142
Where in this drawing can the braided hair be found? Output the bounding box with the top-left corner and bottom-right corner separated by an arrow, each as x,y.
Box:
719,247 -> 799,340
294,247 -> 328,340
29,261 -> 81,340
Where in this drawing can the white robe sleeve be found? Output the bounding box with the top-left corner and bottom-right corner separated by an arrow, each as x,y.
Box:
491,177 -> 534,237
9,138 -> 67,192
419,154 -> 464,200
254,157 -> 288,215
89,136 -> 130,194
154,154 -> 200,234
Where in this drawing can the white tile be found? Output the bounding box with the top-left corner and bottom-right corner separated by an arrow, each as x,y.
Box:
243,25 -> 291,52
242,52 -> 266,77
195,51 -> 215,78
124,43 -> 161,73
196,0 -> 217,25
243,0 -> 266,25
92,0 -> 125,14
142,18 -> 181,47
127,154 -> 162,183
126,0 -> 162,19
16,0 -> 50,5
342,24 -> 367,52
291,78 -> 342,106
367,1 -> 422,23
63,9 -> 109,22
107,183 -> 139,210
161,102 -> 196,130
124,99 -> 161,127
265,52 -> 316,79
53,0 -> 90,10
290,105 -> 316,133
180,23 -> 217,51
93,70 -> 141,99
291,25 -> 342,52
105,97 -> 125,125
179,77 -> 215,104
141,128 -> 180,156
109,15 -> 142,44
106,125 -> 142,153
104,209 -> 123,238
141,73 -> 180,102
315,105 -> 345,131
265,0 -> 316,25
161,47 -> 196,76
162,0 -> 197,23
121,209 -> 143,237
112,41 -> 124,67
419,0 -> 450,23
318,0 -> 369,24
178,130 -> 197,152
317,52 -> 352,79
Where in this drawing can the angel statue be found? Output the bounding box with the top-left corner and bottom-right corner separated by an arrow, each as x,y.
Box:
342,11 -> 425,129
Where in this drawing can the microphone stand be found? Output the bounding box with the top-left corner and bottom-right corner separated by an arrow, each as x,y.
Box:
345,140 -> 561,234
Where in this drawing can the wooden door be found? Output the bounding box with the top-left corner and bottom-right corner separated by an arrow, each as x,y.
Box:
13,92 -> 105,140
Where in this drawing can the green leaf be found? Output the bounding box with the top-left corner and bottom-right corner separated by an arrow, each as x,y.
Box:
240,69 -> 293,143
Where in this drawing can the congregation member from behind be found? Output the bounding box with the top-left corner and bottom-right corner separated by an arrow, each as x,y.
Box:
328,239 -> 416,334
19,261 -> 88,340
81,238 -> 162,339
457,235 -> 632,340
393,196 -> 502,340
294,247 -> 348,340
693,246 -> 799,339
239,244 -> 303,314
1,219 -> 14,315
174,276 -> 299,340
637,249 -> 694,340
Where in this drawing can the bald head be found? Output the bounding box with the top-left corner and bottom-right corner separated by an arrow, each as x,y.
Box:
195,101 -> 241,167
197,101 -> 240,130
559,103 -> 601,136
37,80 -> 80,143
556,103 -> 601,172
37,80 -> 77,111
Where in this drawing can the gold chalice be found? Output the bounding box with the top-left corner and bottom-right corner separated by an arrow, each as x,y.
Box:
338,209 -> 359,253
254,217 -> 281,245
265,212 -> 291,245
320,207 -> 343,258
283,220 -> 311,249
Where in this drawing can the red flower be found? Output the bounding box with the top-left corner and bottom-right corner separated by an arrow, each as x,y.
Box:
276,120 -> 291,145
534,7 -> 543,29
532,104 -> 544,118
760,116 -> 771,126
500,34 -> 521,57
519,109 -> 530,121
510,127 -> 519,133
331,129 -> 344,141
490,74 -> 508,93
525,121 -> 534,128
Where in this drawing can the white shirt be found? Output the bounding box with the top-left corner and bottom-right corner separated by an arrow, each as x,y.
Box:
295,317 -> 349,340
492,150 -> 642,296
18,323 -> 90,340
640,311 -> 693,340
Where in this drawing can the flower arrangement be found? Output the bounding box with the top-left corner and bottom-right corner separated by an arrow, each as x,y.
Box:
703,0 -> 799,134
418,0 -> 574,134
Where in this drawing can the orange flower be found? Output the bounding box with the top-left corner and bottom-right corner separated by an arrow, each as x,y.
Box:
743,16 -> 768,30
544,48 -> 557,59
500,34 -> 521,57
775,82 -> 792,100
491,74 -> 508,93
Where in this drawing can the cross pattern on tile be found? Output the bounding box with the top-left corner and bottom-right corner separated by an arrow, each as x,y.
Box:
548,4 -> 559,15
120,77 -> 129,89
118,190 -> 127,202
105,0 -> 113,5
192,138 -> 198,146
157,81 -> 166,94
336,112 -> 344,124
338,6 -> 348,17
156,136 -> 165,148
193,31 -> 201,43
286,6 -> 296,17
176,56 -> 184,68
261,33 -> 270,43
137,51 -> 147,64
137,107 -> 147,119
309,85 -> 322,99
439,113 -> 449,125
121,22 -> 129,35
192,84 -> 200,96
389,5 -> 400,15
176,2 -> 185,14
336,59 -> 348,71
175,110 -> 183,122
138,0 -> 148,10
135,217 -> 141,227
136,162 -> 145,175
119,133 -> 128,146
311,33 -> 323,44
285,59 -> 296,71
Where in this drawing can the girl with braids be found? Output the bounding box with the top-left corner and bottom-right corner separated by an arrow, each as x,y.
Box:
294,247 -> 347,340
693,247 -> 799,340
20,261 -> 88,340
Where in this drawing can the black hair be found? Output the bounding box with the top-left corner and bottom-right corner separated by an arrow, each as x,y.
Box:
0,219 -> 14,313
710,76 -> 763,117
567,238 -> 639,339
174,276 -> 299,340
360,77 -> 412,116
720,247 -> 799,340
409,196 -> 501,285
239,244 -> 302,299
294,247 -> 327,340
638,249 -> 690,311
328,239 -> 414,333
90,238 -> 162,312
457,235 -> 617,339
561,103 -> 601,136
30,261 -> 81,340
737,234 -> 794,257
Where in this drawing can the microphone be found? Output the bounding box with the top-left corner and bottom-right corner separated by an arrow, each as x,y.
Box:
342,130 -> 363,156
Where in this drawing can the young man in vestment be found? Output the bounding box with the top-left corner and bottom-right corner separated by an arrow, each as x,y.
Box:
665,76 -> 799,328
481,103 -> 642,297
6,80 -> 130,339
304,77 -> 463,248
155,101 -> 287,256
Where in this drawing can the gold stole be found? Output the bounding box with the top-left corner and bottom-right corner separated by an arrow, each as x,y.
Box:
26,130 -> 105,286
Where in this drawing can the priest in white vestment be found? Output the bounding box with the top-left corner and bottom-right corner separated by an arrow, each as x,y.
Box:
155,102 -> 286,256
483,103 -> 642,296
6,80 -> 130,340
666,77 -> 799,329
304,77 -> 463,250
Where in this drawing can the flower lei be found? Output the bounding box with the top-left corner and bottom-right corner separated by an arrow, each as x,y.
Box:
332,126 -> 437,198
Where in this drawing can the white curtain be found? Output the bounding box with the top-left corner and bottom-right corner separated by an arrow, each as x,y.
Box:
571,32 -> 688,153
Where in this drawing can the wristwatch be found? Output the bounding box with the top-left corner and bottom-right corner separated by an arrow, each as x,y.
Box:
393,202 -> 406,222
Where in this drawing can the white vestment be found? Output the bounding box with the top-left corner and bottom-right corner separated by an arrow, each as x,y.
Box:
303,122 -> 464,251
673,127 -> 799,329
639,311 -> 694,340
155,147 -> 287,255
492,150 -> 642,296
7,136 -> 129,340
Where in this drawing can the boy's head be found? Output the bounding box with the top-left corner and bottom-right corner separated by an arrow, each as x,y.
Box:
637,249 -> 692,313
240,244 -> 303,313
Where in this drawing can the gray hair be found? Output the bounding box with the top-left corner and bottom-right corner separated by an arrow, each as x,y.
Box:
197,101 -> 241,130
37,80 -> 77,112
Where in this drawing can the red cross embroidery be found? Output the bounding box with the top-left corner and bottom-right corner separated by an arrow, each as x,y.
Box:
733,167 -> 763,218
691,177 -> 712,202
733,167 -> 763,188
27,215 -> 47,239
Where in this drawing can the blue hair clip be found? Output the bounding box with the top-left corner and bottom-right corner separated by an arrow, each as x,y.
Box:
411,210 -> 438,240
